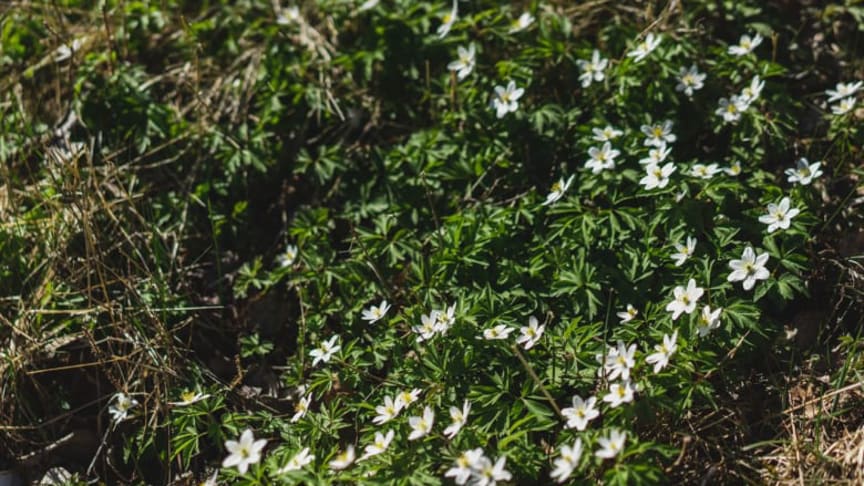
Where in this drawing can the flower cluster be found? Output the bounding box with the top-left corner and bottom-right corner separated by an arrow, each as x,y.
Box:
716,75 -> 765,124
168,7 -> 825,485
413,304 -> 456,341
445,448 -> 511,485
481,315 -> 546,351
826,81 -> 861,116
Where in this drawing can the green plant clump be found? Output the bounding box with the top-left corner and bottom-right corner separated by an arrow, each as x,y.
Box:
1,0 -> 863,485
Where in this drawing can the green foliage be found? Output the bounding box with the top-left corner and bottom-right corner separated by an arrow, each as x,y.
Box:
2,0 -> 864,484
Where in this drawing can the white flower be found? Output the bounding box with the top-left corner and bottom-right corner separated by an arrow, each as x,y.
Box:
277,447 -> 315,473
448,44 -> 476,81
728,33 -> 763,56
832,97 -> 856,115
826,81 -> 862,102
645,331 -> 678,373
727,246 -> 770,291
445,449 -> 486,485
550,438 -> 583,483
309,335 -> 341,366
358,0 -> 380,12
483,324 -> 514,340
758,197 -> 800,233
169,390 -> 210,407
443,400 -> 471,439
203,471 -> 218,486
291,395 -> 311,423
55,38 -> 83,62
639,163 -> 676,190
408,406 -> 435,440
109,393 -> 138,423
398,388 -> 423,409
602,381 -> 635,408
696,305 -> 722,337
542,175 -> 574,206
414,311 -> 439,342
616,304 -> 638,324
785,158 -> 822,186
724,160 -> 742,176
665,279 -> 704,320
691,163 -> 720,179
277,244 -> 299,267
437,0 -> 458,38
362,300 -> 391,323
592,125 -> 623,142
585,141 -> 620,174
329,445 -> 356,470
671,237 -> 697,267
475,455 -> 512,486
740,75 -> 765,104
641,120 -> 676,147
595,429 -> 627,459
516,316 -> 545,350
372,395 -> 403,425
223,429 -> 267,474
676,65 -> 706,97
626,33 -> 662,63
577,50 -> 608,88
716,96 -> 748,123
492,81 -> 525,119
277,6 -> 301,25
638,144 -> 672,166
509,12 -> 535,33
433,304 -> 456,333
561,395 -> 599,431
603,341 -> 637,381
359,430 -> 395,461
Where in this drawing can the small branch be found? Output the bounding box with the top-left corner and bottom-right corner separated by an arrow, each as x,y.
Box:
511,344 -> 563,419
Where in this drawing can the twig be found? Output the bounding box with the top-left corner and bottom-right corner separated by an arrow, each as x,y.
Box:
782,381 -> 864,416
787,390 -> 805,486
511,344 -> 563,419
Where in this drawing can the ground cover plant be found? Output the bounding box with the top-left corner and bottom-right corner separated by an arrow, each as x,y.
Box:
2,0 -> 864,484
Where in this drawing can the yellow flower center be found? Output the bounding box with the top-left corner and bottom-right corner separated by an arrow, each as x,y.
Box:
181,391 -> 197,403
